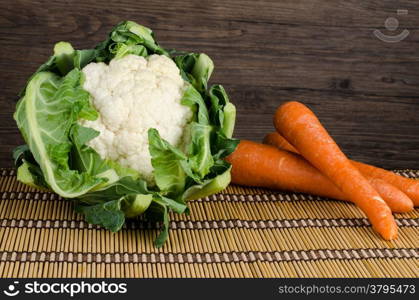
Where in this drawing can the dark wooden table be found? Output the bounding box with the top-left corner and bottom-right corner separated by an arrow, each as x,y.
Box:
1,0 -> 418,169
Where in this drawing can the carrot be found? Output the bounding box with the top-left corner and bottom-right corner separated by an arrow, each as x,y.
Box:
274,101 -> 397,240
263,132 -> 298,153
227,140 -> 413,213
263,132 -> 413,212
367,178 -> 413,213
225,140 -> 348,201
351,161 -> 419,207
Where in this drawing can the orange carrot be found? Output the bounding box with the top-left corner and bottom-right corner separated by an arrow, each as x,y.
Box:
367,178 -> 413,213
263,132 -> 298,153
263,132 -> 413,213
351,161 -> 419,207
226,140 -> 348,201
274,101 -> 397,240
227,140 -> 413,213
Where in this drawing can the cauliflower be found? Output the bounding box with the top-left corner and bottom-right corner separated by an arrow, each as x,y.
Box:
13,21 -> 238,247
80,54 -> 193,183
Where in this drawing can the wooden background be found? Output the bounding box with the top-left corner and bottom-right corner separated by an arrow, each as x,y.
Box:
1,0 -> 418,169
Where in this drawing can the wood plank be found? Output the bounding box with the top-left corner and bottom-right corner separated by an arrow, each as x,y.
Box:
0,0 -> 418,169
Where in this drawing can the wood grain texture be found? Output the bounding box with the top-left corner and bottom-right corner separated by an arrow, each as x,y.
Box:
1,0 -> 418,168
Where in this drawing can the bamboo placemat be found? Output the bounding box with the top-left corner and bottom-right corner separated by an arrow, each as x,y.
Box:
0,168 -> 418,278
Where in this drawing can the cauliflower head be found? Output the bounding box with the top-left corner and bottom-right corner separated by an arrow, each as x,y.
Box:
13,21 -> 238,247
81,54 -> 192,183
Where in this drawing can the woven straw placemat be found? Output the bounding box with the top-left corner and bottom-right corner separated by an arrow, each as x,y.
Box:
0,168 -> 418,278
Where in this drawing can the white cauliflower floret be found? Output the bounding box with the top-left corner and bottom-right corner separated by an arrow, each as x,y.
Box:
80,54 -> 192,184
